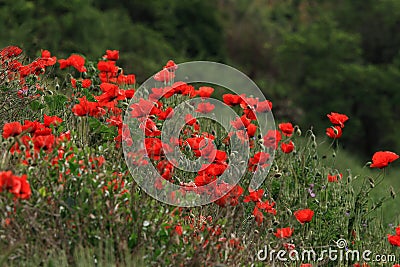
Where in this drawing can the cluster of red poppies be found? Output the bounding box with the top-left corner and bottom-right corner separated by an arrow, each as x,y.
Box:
0,171 -> 31,200
0,46 -> 57,96
325,112 -> 349,139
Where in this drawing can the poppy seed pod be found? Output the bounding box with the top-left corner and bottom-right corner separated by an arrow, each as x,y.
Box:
390,186 -> 396,199
310,133 -> 316,142
311,141 -> 317,149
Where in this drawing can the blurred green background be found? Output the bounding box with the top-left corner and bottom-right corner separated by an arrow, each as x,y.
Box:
1,0 -> 400,162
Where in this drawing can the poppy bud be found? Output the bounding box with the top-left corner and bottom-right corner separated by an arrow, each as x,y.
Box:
311,141 -> 317,149
7,137 -> 14,144
332,151 -> 336,158
390,186 -> 396,199
20,145 -> 26,152
55,83 -> 60,90
296,127 -> 302,136
310,133 -> 316,142
274,172 -> 282,178
1,141 -> 7,148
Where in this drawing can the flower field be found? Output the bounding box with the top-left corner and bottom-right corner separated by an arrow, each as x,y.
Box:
0,46 -> 399,266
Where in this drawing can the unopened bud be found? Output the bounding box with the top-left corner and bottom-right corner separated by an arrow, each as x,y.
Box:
390,186 -> 396,199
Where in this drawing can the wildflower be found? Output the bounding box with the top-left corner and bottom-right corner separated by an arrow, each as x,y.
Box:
255,100 -> 272,113
58,54 -> 86,72
370,151 -> 399,169
263,130 -> 282,149
243,189 -> 264,203
326,126 -> 342,139
253,207 -> 264,226
279,122 -> 294,137
222,94 -> 243,106
154,69 -> 175,82
196,86 -> 214,98
196,102 -> 215,113
294,209 -> 314,224
328,173 -> 342,182
2,122 -> 22,138
281,141 -> 295,153
327,112 -> 349,128
388,235 -> 400,246
104,50 -> 119,61
274,227 -> 294,238
43,114 -> 62,127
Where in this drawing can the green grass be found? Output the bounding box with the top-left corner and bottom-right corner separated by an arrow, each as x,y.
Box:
314,137 -> 400,224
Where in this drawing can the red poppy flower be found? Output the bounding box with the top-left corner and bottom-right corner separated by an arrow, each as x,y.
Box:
196,102 -> 215,113
370,151 -> 399,169
130,99 -> 159,118
58,54 -> 86,72
154,69 -> 175,82
198,163 -> 227,177
281,141 -> 295,153
72,97 -> 105,117
43,114 -> 63,127
40,50 -> 57,66
22,120 -> 41,134
97,60 -> 118,73
274,227 -> 294,238
256,200 -> 276,215
82,79 -> 92,88
396,226 -> 400,236
327,112 -> 349,128
157,107 -> 174,120
243,189 -> 264,203
144,138 -> 164,160
104,50 -> 119,61
196,86 -> 214,98
214,185 -> 243,207
117,74 -> 136,85
184,114 -> 197,126
172,82 -> 195,96
0,171 -> 13,193
194,173 -> 215,186
249,151 -> 270,166
32,134 -> 56,151
174,225 -> 183,236
279,122 -> 294,137
388,234 -> 400,246
326,126 -> 342,139
230,115 -> 250,130
294,208 -> 314,224
263,130 -> 282,149
327,173 -> 342,182
2,122 -> 22,138
222,94 -> 243,106
300,264 -> 312,267
163,60 -> 178,70
253,207 -> 264,226
140,119 -> 161,137
255,100 -> 272,113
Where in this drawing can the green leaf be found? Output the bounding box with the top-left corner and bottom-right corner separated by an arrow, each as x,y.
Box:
29,100 -> 46,111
